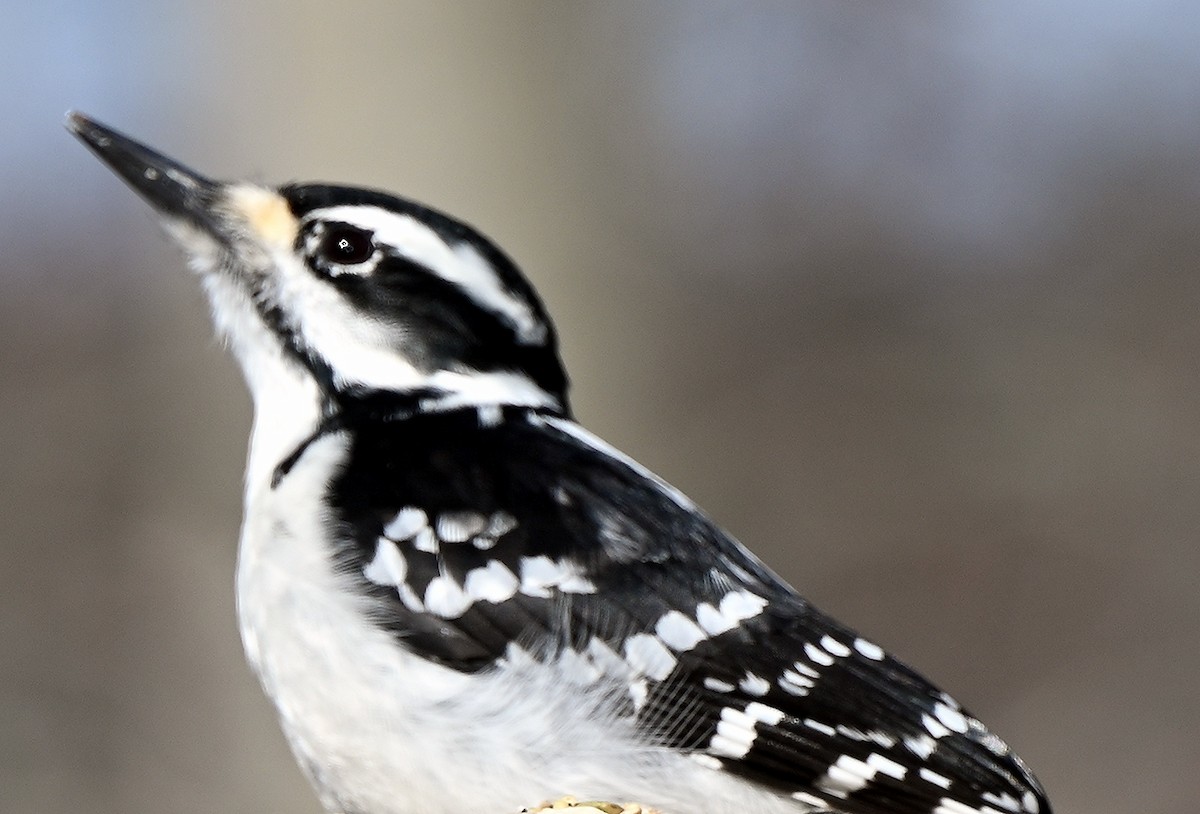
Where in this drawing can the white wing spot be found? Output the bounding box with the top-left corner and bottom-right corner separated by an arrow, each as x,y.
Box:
854,637 -> 885,660
463,560 -> 519,603
934,799 -> 994,814
703,677 -> 735,693
424,575 -> 472,618
820,634 -> 851,657
920,767 -> 953,789
397,583 -> 424,612
803,718 -> 836,737
710,707 -> 756,758
697,589 -> 768,636
655,610 -> 708,651
983,791 -> 1022,813
791,660 -> 821,679
816,754 -> 873,796
362,537 -> 407,587
518,555 -> 596,597
435,510 -> 488,543
923,712 -> 953,739
867,752 -> 907,780
744,702 -> 785,725
412,527 -> 438,554
622,633 -> 677,681
804,641 -> 836,667
383,506 -> 427,540
738,672 -> 771,696
906,734 -> 937,759
933,701 -> 970,734
778,668 -> 814,696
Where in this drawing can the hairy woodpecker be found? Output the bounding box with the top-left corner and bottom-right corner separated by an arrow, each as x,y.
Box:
69,112 -> 1051,814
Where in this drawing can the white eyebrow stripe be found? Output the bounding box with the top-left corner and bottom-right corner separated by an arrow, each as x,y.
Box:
305,204 -> 547,344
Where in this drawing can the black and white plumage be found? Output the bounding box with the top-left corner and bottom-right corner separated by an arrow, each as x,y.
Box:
70,112 -> 1051,814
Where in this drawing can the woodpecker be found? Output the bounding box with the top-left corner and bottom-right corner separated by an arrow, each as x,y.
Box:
69,112 -> 1051,814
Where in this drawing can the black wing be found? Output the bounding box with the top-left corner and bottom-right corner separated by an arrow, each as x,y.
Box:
322,407 -> 1050,814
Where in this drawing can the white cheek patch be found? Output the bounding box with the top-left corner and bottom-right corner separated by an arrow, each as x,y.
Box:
305,205 -> 547,344
266,250 -> 426,391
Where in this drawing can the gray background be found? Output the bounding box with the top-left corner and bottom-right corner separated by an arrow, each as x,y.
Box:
3,3 -> 1198,813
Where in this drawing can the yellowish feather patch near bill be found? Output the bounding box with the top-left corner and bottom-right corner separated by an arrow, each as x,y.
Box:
225,183 -> 298,248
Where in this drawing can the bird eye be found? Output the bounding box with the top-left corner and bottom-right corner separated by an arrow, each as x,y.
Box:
316,225 -> 375,266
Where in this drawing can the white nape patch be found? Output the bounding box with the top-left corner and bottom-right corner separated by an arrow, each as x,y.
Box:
384,507 -> 428,541
804,642 -> 836,667
819,634 -> 851,658
518,555 -> 596,597
463,560 -> 519,604
854,637 -> 885,660
305,205 -> 547,344
696,589 -> 769,636
424,576 -> 472,618
933,701 -> 970,734
363,538 -> 408,587
905,734 -> 937,759
436,510 -> 488,543
622,634 -> 678,681
983,791 -> 1022,813
920,768 -> 953,789
703,677 -> 735,693
654,610 -> 708,652
531,415 -> 696,511
738,672 -> 771,697
421,370 -> 559,413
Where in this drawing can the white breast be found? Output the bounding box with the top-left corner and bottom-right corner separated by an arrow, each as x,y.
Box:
235,431 -> 805,814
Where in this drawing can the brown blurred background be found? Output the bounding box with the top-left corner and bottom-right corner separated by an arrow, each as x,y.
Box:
3,3 -> 1198,813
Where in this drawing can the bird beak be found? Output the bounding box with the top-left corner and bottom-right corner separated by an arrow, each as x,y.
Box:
67,111 -> 228,236
69,112 -> 299,254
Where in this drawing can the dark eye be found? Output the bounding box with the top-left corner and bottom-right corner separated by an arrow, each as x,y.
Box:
317,225 -> 375,265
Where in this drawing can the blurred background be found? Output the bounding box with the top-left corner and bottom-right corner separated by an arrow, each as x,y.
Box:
2,3 -> 1198,813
